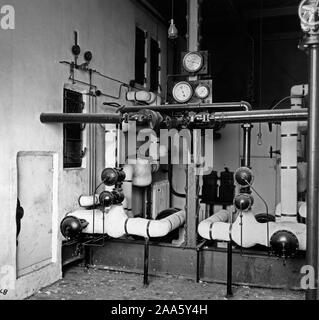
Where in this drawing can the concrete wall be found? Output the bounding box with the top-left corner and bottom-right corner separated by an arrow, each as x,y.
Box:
0,0 -> 167,299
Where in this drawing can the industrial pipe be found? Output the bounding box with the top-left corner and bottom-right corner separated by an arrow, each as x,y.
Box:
122,101 -> 252,113
122,165 -> 133,217
211,109 -> 308,124
63,205 -> 186,239
305,43 -> 319,300
40,109 -> 308,126
40,113 -> 122,124
198,210 -> 230,238
275,84 -> 308,221
242,124 -> 252,168
78,195 -> 100,208
198,210 -> 306,251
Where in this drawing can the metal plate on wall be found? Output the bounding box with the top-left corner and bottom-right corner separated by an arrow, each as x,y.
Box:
17,152 -> 55,277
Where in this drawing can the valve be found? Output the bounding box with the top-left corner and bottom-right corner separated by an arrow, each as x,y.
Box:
101,168 -> 126,186
99,189 -> 125,207
299,0 -> 319,33
99,191 -> 114,207
138,109 -> 163,130
234,167 -> 254,187
72,44 -> 81,57
162,116 -> 172,129
84,51 -> 93,63
60,216 -> 89,239
234,193 -> 254,212
112,189 -> 125,205
270,230 -> 299,264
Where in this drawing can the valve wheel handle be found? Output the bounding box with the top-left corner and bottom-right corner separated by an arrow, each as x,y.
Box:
299,0 -> 319,28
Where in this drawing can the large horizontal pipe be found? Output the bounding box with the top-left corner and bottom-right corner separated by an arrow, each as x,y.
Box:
198,210 -> 306,250
40,113 -> 122,124
40,108 -> 309,126
63,205 -> 186,239
122,101 -> 252,113
211,108 -> 308,124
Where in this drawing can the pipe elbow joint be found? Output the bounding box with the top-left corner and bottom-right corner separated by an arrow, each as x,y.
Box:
241,101 -> 252,111
198,220 -> 212,239
154,221 -> 171,238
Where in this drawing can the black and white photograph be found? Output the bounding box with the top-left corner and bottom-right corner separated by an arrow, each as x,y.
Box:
0,0 -> 318,310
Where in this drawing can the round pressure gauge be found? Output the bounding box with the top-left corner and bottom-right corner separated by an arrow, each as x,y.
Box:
172,81 -> 193,103
183,51 -> 204,73
195,83 -> 210,100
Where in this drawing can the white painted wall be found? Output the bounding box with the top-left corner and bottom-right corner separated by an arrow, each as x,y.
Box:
0,0 -> 167,299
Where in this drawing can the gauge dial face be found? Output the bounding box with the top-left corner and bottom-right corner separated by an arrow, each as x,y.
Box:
195,84 -> 210,100
183,52 -> 204,73
172,81 -> 193,103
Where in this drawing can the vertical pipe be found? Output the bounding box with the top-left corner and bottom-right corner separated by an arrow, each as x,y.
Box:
196,248 -> 201,283
186,158 -> 198,247
143,186 -> 151,286
224,201 -> 233,297
241,124 -> 253,195
143,237 -> 150,286
242,124 -> 252,168
226,242 -> 233,297
143,187 -> 148,219
306,44 -> 319,301
196,240 -> 207,283
93,93 -> 97,191
185,0 -> 200,249
116,124 -> 122,168
187,0 -> 200,54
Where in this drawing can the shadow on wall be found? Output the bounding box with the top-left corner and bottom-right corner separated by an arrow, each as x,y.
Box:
16,199 -> 24,246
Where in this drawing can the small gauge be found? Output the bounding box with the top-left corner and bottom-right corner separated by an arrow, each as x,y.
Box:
172,81 -> 193,103
195,84 -> 210,100
183,51 -> 204,73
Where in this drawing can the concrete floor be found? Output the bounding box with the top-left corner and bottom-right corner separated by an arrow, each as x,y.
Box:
28,266 -> 305,300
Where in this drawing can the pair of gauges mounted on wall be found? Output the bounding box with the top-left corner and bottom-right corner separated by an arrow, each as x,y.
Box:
172,51 -> 212,104
172,80 -> 211,103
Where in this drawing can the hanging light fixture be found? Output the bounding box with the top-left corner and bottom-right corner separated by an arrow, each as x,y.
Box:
168,0 -> 178,39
